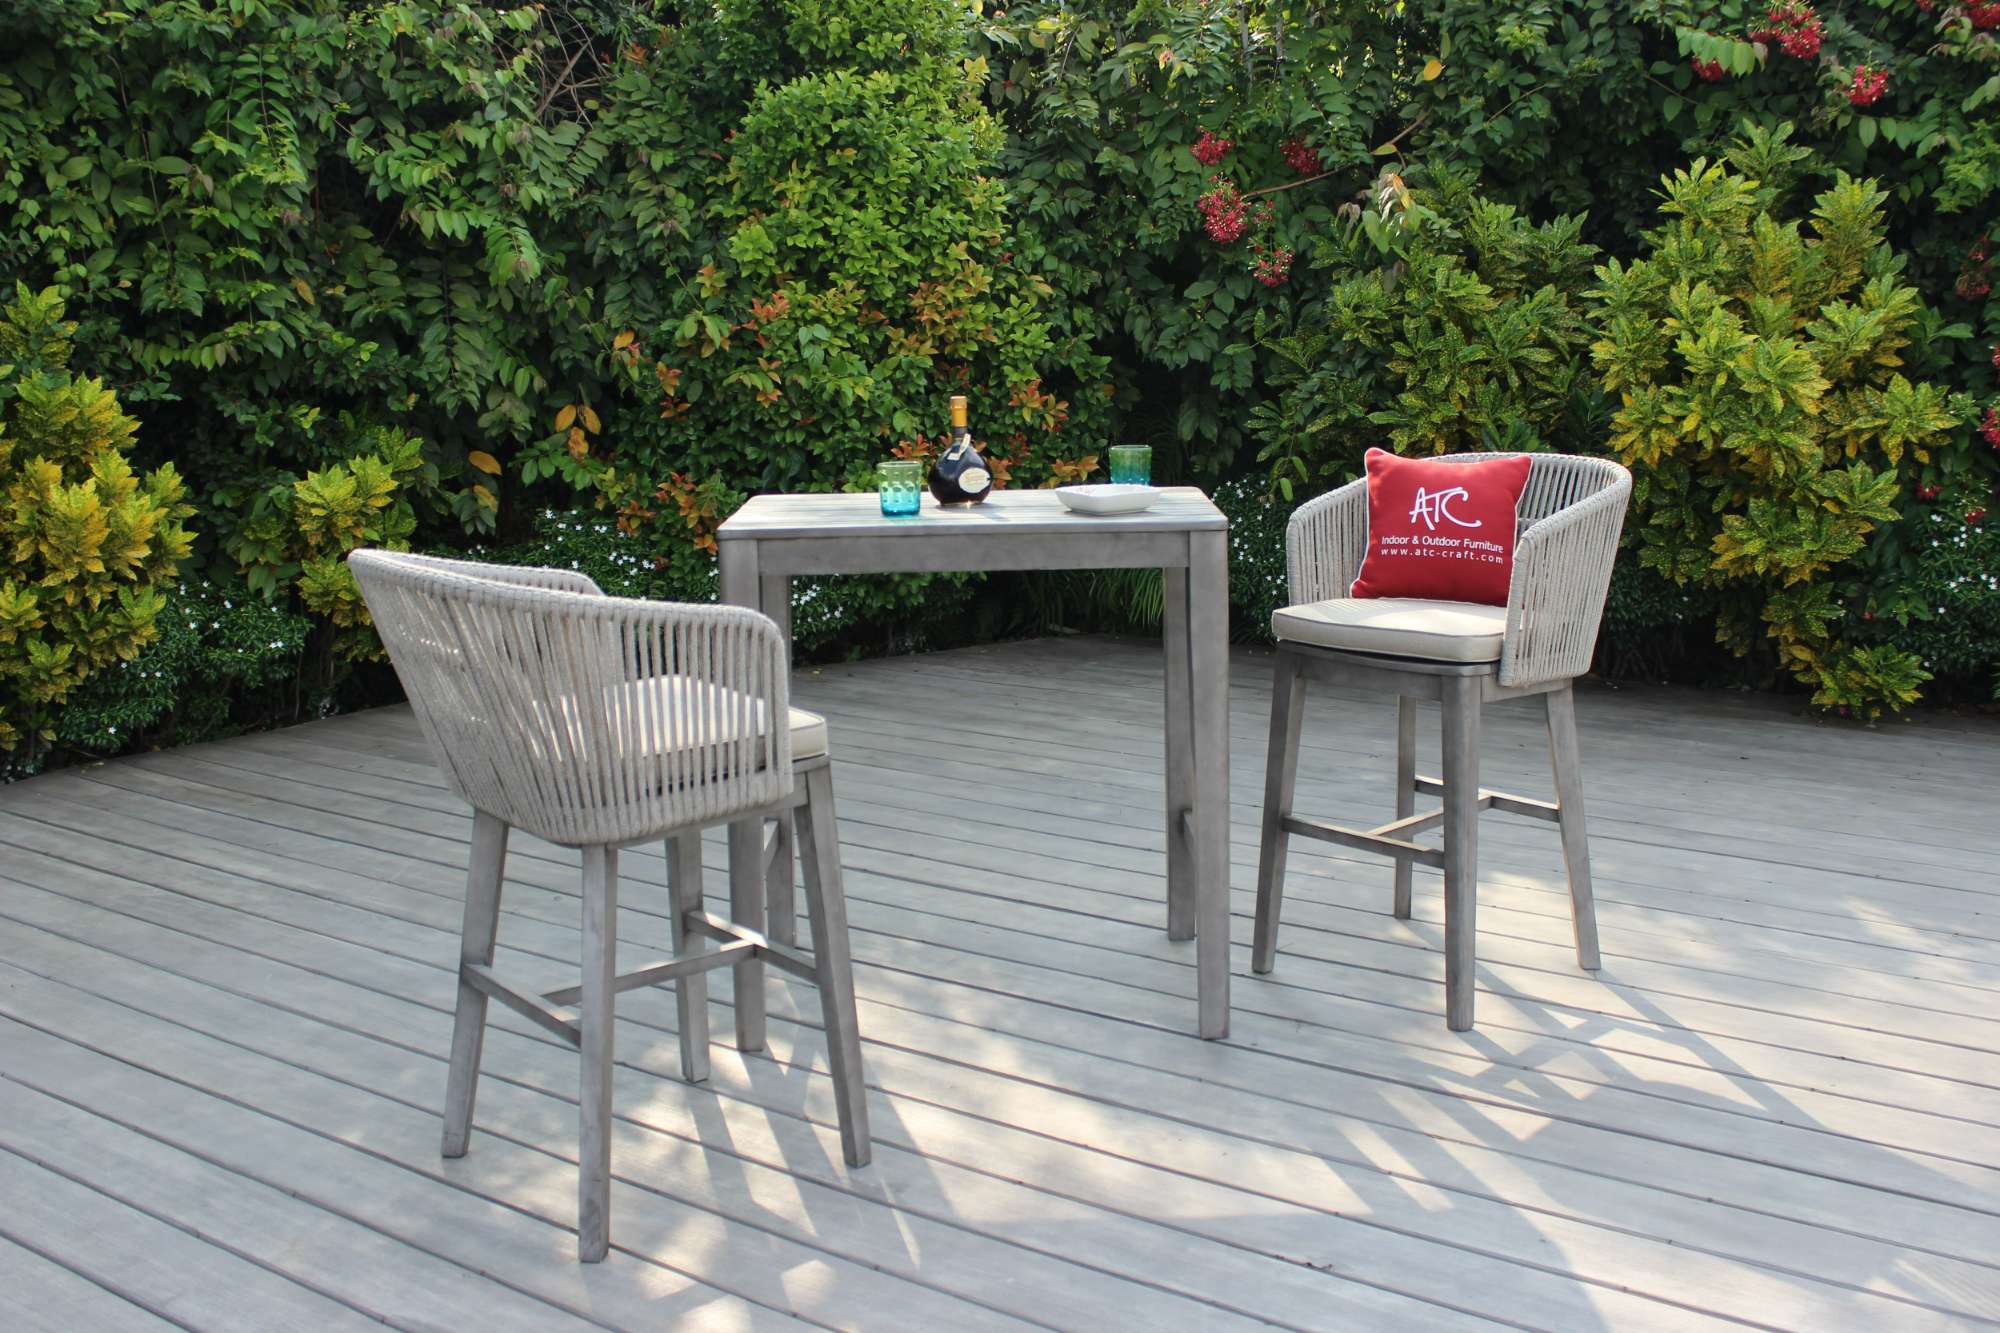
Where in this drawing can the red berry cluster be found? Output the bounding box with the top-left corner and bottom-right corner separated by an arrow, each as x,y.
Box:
1972,507 -> 1990,524
1960,235 -> 1994,300
1917,482 -> 1941,500
1982,406 -> 2000,450
1691,57 -> 1727,81
1751,3 -> 1824,58
1190,130 -> 1233,166
1991,343 -> 2000,372
1970,1 -> 2000,28
1197,178 -> 1248,243
1914,0 -> 1934,10
1848,64 -> 1888,107
1280,137 -> 1320,175
1249,240 -> 1294,287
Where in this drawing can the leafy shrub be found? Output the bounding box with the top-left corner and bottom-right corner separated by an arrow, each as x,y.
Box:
227,426 -> 432,677
1251,168 -> 1606,496
0,284 -> 192,761
0,2 -> 631,541
577,0 -> 1106,528
1894,505 -> 2000,701
1216,476 -> 1294,642
2,0 -> 1996,753
52,577 -> 309,762
1590,125 -> 1970,715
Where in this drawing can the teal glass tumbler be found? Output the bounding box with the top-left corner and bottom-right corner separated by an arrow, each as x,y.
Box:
1109,444 -> 1152,485
878,459 -> 923,516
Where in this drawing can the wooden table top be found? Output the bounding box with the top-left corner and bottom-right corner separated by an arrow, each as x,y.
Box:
718,486 -> 1227,541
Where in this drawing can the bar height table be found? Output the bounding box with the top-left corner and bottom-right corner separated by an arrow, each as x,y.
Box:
717,487 -> 1232,1039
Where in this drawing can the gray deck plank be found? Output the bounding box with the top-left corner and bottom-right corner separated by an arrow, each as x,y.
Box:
0,922 -> 1339,1333
2,636 -> 1998,1330
0,1225 -> 189,1333
3,784 -> 2000,1240
0,820 -> 1984,1320
0,1057 -> 613,1333
97,739 -> 2000,1051
3,780 -> 2000,1248
38,758 -> 2000,1143
179,723 -> 2000,994
1,876 -> 1973,1332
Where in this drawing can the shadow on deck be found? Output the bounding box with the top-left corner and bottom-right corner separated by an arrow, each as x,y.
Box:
1,637 -> 1997,1330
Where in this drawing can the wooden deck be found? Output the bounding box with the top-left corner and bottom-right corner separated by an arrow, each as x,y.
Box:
1,636 -> 1997,1331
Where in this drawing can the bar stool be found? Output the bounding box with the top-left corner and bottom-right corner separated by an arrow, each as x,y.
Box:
350,550 -> 870,1261
1251,455 -> 1631,1030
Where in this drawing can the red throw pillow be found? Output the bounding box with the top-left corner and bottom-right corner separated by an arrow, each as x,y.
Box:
1349,448 -> 1532,606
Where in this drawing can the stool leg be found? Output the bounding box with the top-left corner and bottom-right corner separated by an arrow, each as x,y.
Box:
1545,684 -> 1603,971
1393,695 -> 1417,920
442,809 -> 507,1158
795,765 -> 872,1167
1440,677 -> 1482,1031
727,816 -> 767,1054
578,845 -> 618,1262
1252,651 -> 1306,974
666,832 -> 710,1083
765,815 -> 796,948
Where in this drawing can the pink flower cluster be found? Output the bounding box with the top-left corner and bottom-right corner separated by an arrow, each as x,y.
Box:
1250,240 -> 1294,287
1751,3 -> 1824,59
1691,57 -> 1726,81
1848,64 -> 1888,107
1197,179 -> 1248,243
1190,130 -> 1233,166
1280,137 -> 1320,175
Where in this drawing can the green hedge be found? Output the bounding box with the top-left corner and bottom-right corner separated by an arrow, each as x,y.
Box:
3,0 -> 1997,769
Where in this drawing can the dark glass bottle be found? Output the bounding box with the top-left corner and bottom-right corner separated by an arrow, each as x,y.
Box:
928,395 -> 992,505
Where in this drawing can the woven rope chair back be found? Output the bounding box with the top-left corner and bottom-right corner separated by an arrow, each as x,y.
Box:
350,549 -> 791,847
1285,453 -> 1632,686
1415,451 -> 1628,526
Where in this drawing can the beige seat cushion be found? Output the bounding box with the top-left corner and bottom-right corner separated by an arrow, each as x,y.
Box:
623,675 -> 827,760
538,675 -> 827,763
1271,597 -> 1507,663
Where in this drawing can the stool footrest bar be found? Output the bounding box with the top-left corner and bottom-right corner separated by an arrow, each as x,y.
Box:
1282,814 -> 1445,869
690,910 -> 819,982
1413,775 -> 1560,822
1375,807 -> 1446,839
540,941 -> 760,1006
465,963 -> 581,1046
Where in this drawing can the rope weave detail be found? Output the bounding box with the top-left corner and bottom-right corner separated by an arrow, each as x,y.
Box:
350,550 -> 793,847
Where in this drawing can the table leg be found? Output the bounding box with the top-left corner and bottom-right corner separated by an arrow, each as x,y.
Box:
760,574 -> 796,947
1161,566 -> 1194,942
1188,530 -> 1231,1039
718,541 -> 767,1053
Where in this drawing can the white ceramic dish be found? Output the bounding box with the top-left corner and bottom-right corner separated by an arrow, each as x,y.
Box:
1056,483 -> 1164,516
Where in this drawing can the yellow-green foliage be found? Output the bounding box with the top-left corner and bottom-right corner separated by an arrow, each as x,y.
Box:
0,283 -> 193,755
229,427 -> 425,665
1590,126 -> 1967,718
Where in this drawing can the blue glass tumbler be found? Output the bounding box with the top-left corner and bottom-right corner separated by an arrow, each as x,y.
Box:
878,459 -> 923,516
1109,444 -> 1152,485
